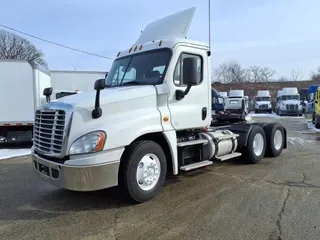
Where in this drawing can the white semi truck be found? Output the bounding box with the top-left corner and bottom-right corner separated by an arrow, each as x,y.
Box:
0,60 -> 51,143
224,90 -> 248,115
277,87 -> 302,116
31,8 -> 287,203
254,90 -> 272,114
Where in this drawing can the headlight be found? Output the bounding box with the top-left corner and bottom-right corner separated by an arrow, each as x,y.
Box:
69,131 -> 106,155
298,105 -> 302,109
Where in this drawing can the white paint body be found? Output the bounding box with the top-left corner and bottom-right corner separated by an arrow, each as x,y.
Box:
31,7 -> 274,194
225,90 -> 247,114
254,90 -> 272,111
0,60 -> 51,125
278,87 -> 302,114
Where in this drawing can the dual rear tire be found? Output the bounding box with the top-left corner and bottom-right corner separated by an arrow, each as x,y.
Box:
243,124 -> 285,164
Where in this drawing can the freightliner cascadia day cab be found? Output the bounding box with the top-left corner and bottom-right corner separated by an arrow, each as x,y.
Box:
254,90 -> 272,114
278,87 -> 302,116
31,7 -> 287,203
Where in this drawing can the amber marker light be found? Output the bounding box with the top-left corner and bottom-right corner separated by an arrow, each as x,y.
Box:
95,132 -> 106,152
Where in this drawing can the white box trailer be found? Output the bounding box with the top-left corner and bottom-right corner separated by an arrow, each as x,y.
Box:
0,60 -> 51,143
50,71 -> 108,100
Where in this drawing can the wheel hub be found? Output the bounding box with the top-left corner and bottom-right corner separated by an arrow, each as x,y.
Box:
136,154 -> 161,191
274,130 -> 283,150
253,133 -> 264,156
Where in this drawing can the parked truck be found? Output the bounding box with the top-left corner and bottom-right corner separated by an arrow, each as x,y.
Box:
0,60 -> 51,143
277,87 -> 302,116
31,7 -> 287,203
224,90 -> 248,115
254,90 -> 272,114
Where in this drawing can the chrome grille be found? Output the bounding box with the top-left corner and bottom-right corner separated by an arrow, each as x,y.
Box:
259,104 -> 268,109
286,104 -> 298,111
34,109 -> 66,154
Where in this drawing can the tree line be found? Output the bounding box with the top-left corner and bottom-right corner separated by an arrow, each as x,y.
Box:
0,29 -> 47,67
213,61 -> 320,84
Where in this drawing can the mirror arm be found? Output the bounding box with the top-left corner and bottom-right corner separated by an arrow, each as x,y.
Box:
92,89 -> 102,119
175,85 -> 192,100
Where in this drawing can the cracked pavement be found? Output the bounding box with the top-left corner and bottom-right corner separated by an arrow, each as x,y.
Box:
1,117 -> 320,240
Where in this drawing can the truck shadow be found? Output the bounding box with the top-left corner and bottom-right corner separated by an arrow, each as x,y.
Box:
1,186 -> 130,221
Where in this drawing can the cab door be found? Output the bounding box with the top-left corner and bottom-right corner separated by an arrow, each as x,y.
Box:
166,46 -> 211,130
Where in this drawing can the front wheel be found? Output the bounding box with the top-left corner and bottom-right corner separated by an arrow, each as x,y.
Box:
119,140 -> 167,203
242,125 -> 266,164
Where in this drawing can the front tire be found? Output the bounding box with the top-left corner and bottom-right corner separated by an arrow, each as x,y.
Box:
242,125 -> 266,164
119,140 -> 167,203
264,123 -> 285,157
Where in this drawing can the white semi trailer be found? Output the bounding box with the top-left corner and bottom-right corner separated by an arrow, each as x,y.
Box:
0,60 -> 51,143
50,70 -> 108,100
31,8 -> 287,203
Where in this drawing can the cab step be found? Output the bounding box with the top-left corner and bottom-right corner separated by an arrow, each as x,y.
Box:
180,160 -> 213,171
215,152 -> 242,161
177,139 -> 208,147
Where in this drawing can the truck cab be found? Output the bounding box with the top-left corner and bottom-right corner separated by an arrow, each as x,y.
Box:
277,87 -> 302,116
254,90 -> 272,114
31,7 -> 287,203
211,88 -> 224,114
224,90 -> 247,115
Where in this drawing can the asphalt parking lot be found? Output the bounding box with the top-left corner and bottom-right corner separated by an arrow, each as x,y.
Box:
1,117 -> 320,240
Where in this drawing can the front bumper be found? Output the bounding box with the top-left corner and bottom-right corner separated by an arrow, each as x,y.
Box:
32,149 -> 121,191
279,109 -> 302,115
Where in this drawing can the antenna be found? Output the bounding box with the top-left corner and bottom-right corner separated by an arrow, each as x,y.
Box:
208,0 -> 211,50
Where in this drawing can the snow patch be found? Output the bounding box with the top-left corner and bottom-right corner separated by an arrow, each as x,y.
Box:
247,112 -> 305,119
287,137 -> 314,146
0,148 -> 31,160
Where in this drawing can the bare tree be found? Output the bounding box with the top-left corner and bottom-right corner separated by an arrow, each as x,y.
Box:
259,67 -> 276,82
311,67 -> 320,83
289,68 -> 303,81
278,76 -> 289,82
0,29 -> 47,67
213,61 -> 247,83
249,66 -> 262,82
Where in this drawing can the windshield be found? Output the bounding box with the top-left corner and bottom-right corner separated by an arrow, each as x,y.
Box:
256,97 -> 270,102
281,95 -> 300,101
105,49 -> 171,87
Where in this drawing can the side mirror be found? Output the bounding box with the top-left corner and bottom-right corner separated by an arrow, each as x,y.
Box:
94,78 -> 106,90
176,57 -> 199,100
43,87 -> 53,102
182,57 -> 199,86
92,79 -> 106,119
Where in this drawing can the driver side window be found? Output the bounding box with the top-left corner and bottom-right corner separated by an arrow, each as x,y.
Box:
173,53 -> 202,86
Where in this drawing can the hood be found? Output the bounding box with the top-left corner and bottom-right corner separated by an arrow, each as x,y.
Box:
256,101 -> 270,105
54,85 -> 157,110
282,99 -> 300,105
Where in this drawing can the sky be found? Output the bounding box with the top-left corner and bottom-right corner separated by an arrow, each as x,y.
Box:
1,0 -> 320,79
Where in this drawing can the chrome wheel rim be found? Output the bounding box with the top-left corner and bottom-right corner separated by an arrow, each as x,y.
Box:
136,153 -> 161,191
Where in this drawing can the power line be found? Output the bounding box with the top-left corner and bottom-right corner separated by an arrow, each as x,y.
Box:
0,24 -> 114,60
